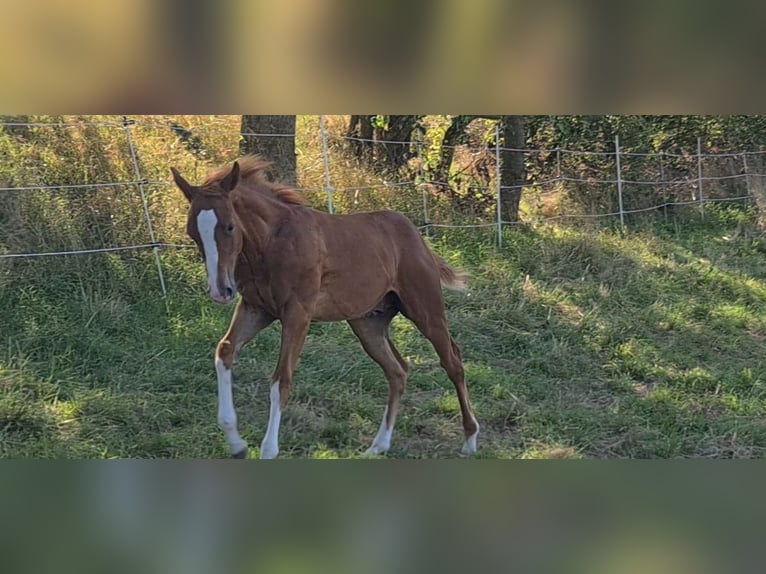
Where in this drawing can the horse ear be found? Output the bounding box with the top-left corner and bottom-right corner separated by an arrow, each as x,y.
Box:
171,167 -> 195,202
220,161 -> 240,193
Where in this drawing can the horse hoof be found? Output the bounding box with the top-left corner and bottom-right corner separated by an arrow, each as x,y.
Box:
460,436 -> 479,456
232,448 -> 248,459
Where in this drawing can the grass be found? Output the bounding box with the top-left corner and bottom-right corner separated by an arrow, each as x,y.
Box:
3,203 -> 766,458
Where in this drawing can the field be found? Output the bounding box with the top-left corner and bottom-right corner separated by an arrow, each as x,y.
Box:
2,116 -> 766,458
3,212 -> 766,458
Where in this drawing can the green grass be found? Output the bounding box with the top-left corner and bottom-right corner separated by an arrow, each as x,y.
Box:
3,205 -> 766,458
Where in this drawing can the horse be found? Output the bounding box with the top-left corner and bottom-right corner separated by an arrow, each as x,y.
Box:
171,155 -> 479,458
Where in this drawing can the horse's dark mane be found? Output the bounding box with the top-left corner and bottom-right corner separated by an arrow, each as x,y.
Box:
203,154 -> 309,206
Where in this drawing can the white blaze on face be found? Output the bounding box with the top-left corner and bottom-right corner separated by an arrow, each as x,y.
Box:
197,209 -> 220,297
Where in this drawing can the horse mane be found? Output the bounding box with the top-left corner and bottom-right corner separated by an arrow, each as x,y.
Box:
203,154 -> 309,206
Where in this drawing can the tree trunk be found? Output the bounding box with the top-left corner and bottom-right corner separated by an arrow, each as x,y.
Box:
500,115 -> 525,222
745,149 -> 766,230
373,115 -> 421,173
240,115 -> 297,186
431,115 -> 473,200
347,115 -> 375,164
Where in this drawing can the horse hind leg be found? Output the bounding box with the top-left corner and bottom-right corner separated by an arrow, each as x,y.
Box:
398,288 -> 479,455
446,336 -> 480,455
430,328 -> 479,454
348,312 -> 408,456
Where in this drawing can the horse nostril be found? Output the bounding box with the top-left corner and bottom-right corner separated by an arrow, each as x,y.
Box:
224,286 -> 234,299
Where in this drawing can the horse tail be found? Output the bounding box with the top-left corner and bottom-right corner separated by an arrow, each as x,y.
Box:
435,255 -> 469,292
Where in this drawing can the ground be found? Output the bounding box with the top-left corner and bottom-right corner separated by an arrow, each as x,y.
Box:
2,207 -> 766,458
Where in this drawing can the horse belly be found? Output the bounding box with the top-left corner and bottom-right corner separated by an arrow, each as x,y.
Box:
311,275 -> 392,322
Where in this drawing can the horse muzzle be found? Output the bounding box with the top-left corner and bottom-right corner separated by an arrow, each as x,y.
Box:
208,273 -> 236,304
209,286 -> 235,305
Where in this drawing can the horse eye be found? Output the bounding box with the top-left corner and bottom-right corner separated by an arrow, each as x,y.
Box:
226,223 -> 234,233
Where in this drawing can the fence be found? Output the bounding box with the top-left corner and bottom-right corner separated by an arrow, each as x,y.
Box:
0,116 -> 763,296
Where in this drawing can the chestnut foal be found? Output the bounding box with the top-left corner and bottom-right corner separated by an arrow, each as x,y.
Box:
171,155 -> 479,458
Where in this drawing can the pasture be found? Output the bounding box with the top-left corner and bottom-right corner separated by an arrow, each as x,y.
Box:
3,209 -> 766,458
1,115 -> 766,458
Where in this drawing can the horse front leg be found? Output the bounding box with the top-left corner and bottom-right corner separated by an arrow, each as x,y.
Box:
215,301 -> 274,458
260,307 -> 311,459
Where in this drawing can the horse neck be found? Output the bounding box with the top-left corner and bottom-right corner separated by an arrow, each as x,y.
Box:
233,188 -> 286,253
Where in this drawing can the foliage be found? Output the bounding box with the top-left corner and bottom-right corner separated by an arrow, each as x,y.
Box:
527,115 -> 766,153
523,115 -> 766,218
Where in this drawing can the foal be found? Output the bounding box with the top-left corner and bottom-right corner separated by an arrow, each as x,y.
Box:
171,155 -> 479,458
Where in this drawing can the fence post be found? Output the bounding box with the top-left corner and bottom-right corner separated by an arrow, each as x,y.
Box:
742,152 -> 750,207
319,115 -> 334,214
416,139 -> 430,238
659,151 -> 667,223
615,134 -> 625,233
697,138 -> 705,222
495,122 -> 502,248
122,116 -> 167,297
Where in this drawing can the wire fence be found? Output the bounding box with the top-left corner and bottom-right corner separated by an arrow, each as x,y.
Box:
1,116 -> 764,297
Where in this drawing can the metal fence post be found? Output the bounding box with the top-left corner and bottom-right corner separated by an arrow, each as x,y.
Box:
659,151 -> 668,223
319,115 -> 334,214
495,122 -> 503,248
417,139 -> 430,238
697,138 -> 705,222
122,116 -> 167,297
615,134 -> 625,233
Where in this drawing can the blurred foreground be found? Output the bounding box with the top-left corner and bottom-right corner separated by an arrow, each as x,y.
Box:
0,462 -> 763,574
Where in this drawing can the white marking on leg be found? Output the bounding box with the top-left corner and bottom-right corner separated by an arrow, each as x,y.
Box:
215,357 -> 247,456
260,381 -> 281,459
365,406 -> 393,455
461,414 -> 480,455
197,209 -> 220,298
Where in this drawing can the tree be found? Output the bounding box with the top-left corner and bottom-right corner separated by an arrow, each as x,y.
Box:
346,115 -> 422,173
431,115 -> 473,194
347,115 -> 375,164
240,115 -> 297,186
373,115 -> 422,172
500,116 -> 525,222
426,115 -> 526,219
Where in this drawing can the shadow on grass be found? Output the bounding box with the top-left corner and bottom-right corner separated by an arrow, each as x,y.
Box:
434,212 -> 766,459
0,249 -> 204,458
